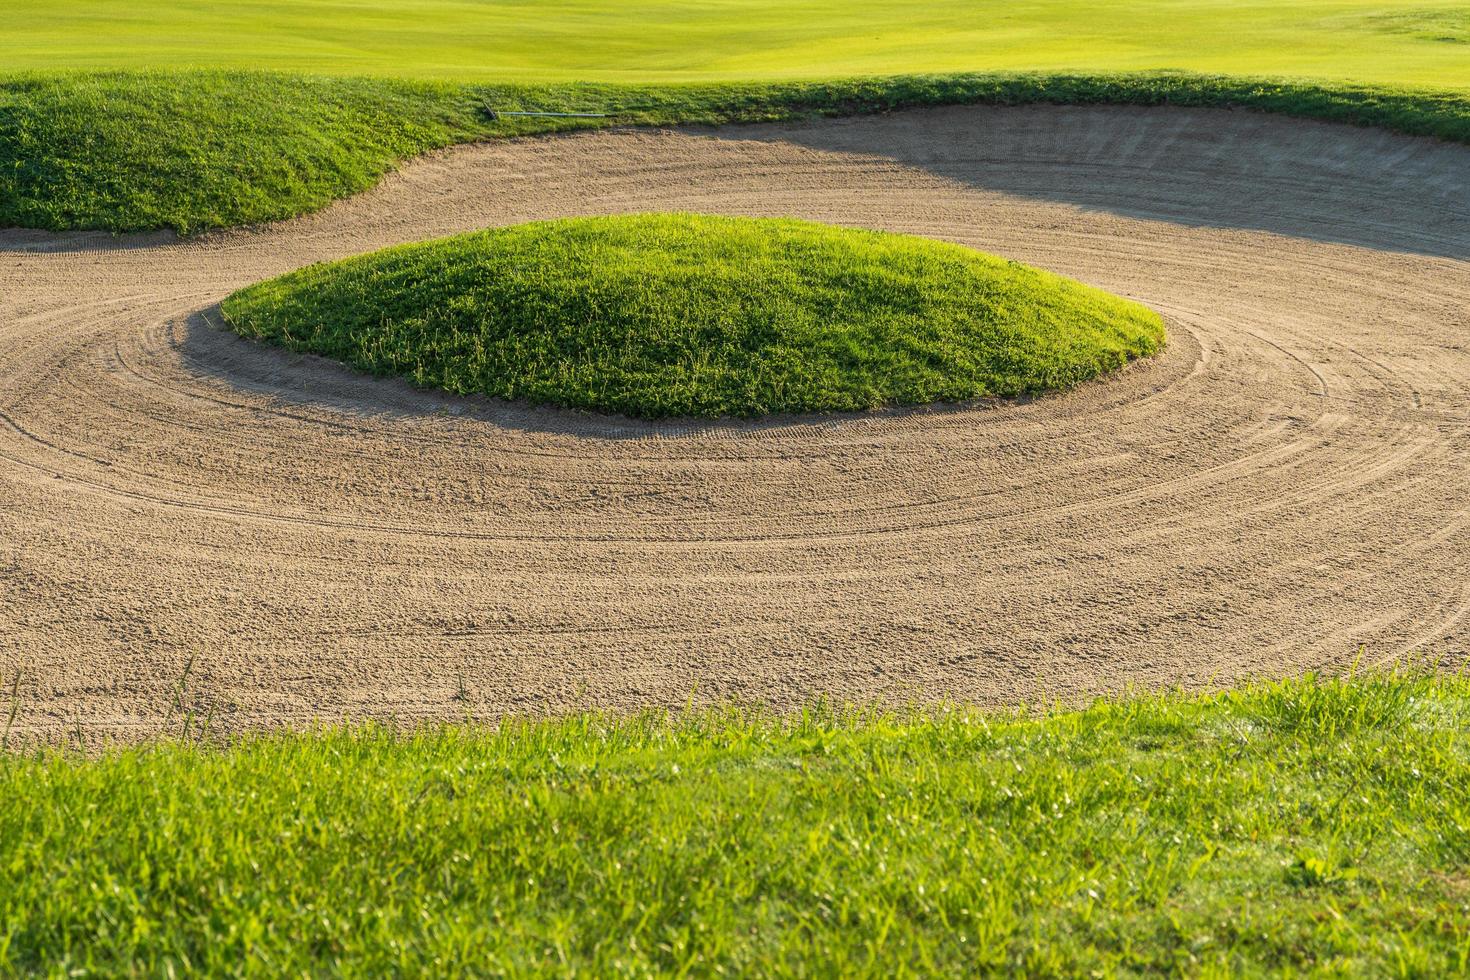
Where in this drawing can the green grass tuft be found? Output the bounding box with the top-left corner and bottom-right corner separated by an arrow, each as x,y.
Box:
220,214 -> 1166,418
3,70 -> 1467,234
2,672 -> 1468,974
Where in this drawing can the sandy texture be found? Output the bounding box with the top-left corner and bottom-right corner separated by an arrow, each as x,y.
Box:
2,106 -> 1467,743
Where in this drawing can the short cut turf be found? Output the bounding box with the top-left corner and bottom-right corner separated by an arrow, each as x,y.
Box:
220,214 -> 1166,419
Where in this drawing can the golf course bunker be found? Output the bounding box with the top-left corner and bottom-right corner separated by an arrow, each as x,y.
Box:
1,105 -> 1467,741
220,214 -> 1165,419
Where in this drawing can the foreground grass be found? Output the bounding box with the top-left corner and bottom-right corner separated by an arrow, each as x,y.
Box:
7,0 -> 1468,87
220,214 -> 1165,417
4,70 -> 1468,233
2,673 -> 1469,974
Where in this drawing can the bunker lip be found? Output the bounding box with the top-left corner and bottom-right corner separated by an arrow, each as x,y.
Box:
1,104 -> 1467,743
218,213 -> 1166,420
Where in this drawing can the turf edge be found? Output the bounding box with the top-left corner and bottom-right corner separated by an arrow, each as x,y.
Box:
3,69 -> 1468,233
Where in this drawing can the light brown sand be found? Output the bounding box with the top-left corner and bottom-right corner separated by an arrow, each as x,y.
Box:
1,106 -> 1466,742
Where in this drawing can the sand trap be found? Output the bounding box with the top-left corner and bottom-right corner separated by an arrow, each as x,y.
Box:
1,105 -> 1466,742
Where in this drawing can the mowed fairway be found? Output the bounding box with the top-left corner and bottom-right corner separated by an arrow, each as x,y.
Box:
7,0 -> 1468,87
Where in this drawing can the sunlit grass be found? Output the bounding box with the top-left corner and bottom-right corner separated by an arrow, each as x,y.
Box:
2,671 -> 1467,974
220,214 -> 1166,417
3,71 -> 1466,234
6,0 -> 1468,88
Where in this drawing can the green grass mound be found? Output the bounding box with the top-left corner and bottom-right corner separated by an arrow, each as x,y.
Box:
3,71 -> 1466,234
221,214 -> 1166,418
2,672 -> 1467,974
0,72 -> 498,235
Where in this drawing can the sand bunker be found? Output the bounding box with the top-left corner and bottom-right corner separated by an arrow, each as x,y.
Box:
1,105 -> 1466,741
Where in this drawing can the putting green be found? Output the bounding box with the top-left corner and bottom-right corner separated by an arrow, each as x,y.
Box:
6,0 -> 1467,89
220,214 -> 1167,419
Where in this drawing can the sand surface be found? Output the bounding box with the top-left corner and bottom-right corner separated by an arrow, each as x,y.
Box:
2,106 -> 1467,742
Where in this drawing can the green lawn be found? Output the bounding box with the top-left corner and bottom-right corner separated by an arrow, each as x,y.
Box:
6,71 -> 1467,235
2,672 -> 1467,974
220,214 -> 1166,417
7,0 -> 1468,87
3,1 -> 1467,234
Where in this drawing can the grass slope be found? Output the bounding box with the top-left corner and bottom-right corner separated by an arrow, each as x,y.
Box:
220,214 -> 1166,418
7,0 -> 1468,87
4,71 -> 1469,234
0,73 -> 487,235
1,673 -> 1467,974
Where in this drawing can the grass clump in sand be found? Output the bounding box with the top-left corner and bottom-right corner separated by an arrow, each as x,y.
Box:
1,671 -> 1468,973
221,213 -> 1166,418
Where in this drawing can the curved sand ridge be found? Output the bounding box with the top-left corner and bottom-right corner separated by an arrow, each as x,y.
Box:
1,106 -> 1467,742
